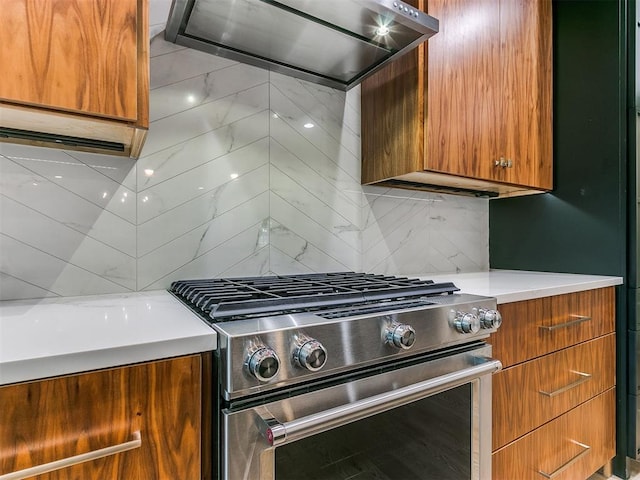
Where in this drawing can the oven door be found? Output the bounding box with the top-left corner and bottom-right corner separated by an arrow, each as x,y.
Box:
221,344 -> 501,480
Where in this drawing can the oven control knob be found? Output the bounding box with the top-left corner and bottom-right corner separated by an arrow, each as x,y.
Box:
295,339 -> 328,371
453,311 -> 480,334
477,308 -> 502,329
246,347 -> 280,382
387,323 -> 416,349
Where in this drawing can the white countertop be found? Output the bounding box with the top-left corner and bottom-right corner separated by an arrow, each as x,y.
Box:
424,270 -> 623,304
0,290 -> 216,385
0,270 -> 624,386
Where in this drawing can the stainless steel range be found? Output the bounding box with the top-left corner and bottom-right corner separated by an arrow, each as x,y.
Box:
170,272 -> 503,480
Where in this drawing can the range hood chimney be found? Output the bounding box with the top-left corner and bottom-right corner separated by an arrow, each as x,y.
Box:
165,0 -> 438,91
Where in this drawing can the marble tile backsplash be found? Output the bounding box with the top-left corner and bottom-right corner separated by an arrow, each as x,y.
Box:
0,35 -> 489,301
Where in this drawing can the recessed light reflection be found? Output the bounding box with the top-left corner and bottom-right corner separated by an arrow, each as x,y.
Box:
187,94 -> 196,103
102,192 -> 108,199
54,175 -> 62,179
144,169 -> 154,177
376,25 -> 390,36
303,123 -> 314,129
142,196 -> 149,203
230,173 -> 239,180
197,186 -> 204,190
32,182 -> 38,186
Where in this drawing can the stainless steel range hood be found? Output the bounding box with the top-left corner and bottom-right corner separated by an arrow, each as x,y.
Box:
165,0 -> 438,91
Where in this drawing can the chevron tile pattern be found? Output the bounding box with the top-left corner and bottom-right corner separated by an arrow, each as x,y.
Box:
0,34 -> 489,301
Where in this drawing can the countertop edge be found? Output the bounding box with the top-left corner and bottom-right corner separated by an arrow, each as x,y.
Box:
0,331 -> 216,386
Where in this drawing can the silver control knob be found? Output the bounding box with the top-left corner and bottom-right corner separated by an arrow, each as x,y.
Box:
294,339 -> 327,371
453,311 -> 480,334
246,346 -> 280,382
386,323 -> 417,350
477,308 -> 502,329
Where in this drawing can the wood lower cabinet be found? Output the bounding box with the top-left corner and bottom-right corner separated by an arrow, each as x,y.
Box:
493,389 -> 615,480
361,0 -> 552,197
490,287 -> 616,480
0,0 -> 149,158
0,354 -> 208,480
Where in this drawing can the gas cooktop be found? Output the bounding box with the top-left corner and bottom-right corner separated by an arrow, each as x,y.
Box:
170,272 -> 459,322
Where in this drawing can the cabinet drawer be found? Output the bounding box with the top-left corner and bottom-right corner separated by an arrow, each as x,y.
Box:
491,287 -> 615,367
493,333 -> 615,450
493,388 -> 615,480
0,355 -> 202,479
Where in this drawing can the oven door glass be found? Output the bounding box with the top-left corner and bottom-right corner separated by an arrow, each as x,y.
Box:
221,344 -> 500,480
276,383 -> 472,479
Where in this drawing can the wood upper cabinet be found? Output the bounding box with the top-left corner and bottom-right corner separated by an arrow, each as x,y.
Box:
0,0 -> 149,158
0,355 -> 208,480
361,0 -> 553,197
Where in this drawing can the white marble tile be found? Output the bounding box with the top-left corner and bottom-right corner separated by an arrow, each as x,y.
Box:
270,116 -> 363,206
270,84 -> 361,182
0,272 -> 58,301
137,111 -> 268,190
150,47 -> 238,89
218,246 -> 270,278
137,193 -> 269,289
3,145 -> 135,224
137,164 -> 269,256
137,137 -> 268,223
269,73 -> 360,158
270,193 -> 360,271
141,221 -> 269,290
0,196 -> 135,290
269,246 -> 314,276
270,164 -> 360,251
63,149 -> 137,191
270,220 -> 353,273
150,31 -> 187,57
0,234 -> 131,297
149,0 -> 172,28
0,157 -> 136,257
141,83 -> 269,157
150,63 -> 268,121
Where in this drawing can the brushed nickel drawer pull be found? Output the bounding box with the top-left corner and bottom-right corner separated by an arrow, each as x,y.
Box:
538,314 -> 592,332
539,370 -> 592,397
538,440 -> 591,478
0,431 -> 141,480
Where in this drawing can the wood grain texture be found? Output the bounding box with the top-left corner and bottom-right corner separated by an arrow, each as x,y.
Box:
490,287 -> 615,368
361,0 -> 424,184
0,0 -> 138,121
492,388 -> 615,480
492,333 -> 615,451
0,355 -> 202,480
425,0 -> 501,182
500,0 -> 553,189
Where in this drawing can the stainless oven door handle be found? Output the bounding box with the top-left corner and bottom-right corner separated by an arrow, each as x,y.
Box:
257,357 -> 502,447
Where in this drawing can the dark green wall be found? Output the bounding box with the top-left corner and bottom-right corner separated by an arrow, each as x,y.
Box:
488,0 -> 630,472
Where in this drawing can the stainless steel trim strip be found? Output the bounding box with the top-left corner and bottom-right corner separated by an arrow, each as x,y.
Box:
538,370 -> 593,397
537,440 -> 591,479
0,431 -> 142,480
259,358 -> 502,447
538,315 -> 592,331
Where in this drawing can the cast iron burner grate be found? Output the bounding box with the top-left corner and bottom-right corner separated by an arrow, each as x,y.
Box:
170,272 -> 458,322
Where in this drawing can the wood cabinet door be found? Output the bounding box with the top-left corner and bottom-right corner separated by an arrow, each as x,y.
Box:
492,389 -> 615,480
425,0 -> 502,183
492,333 -> 616,450
490,287 -> 615,368
0,356 -> 202,480
500,0 -> 553,189
0,0 -> 139,121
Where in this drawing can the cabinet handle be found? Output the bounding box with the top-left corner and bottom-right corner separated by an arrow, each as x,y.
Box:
0,431 -> 141,480
538,370 -> 592,397
538,314 -> 592,332
538,440 -> 591,478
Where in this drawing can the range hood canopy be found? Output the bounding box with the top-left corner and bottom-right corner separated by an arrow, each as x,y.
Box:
165,0 -> 438,91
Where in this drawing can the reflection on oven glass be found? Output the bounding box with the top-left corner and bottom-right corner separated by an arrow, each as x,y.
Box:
275,384 -> 472,480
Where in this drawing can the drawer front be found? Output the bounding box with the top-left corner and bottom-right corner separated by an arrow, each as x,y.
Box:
493,388 -> 615,480
493,333 -> 615,450
491,287 -> 615,367
0,355 -> 201,480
